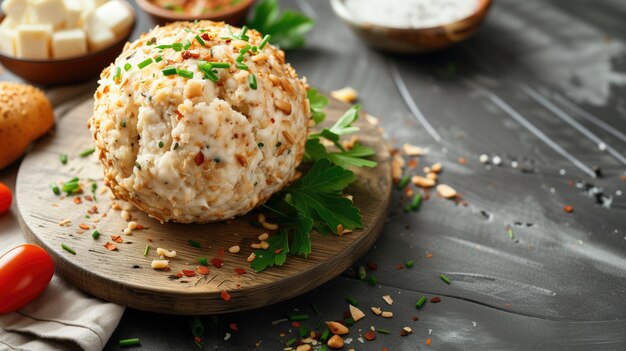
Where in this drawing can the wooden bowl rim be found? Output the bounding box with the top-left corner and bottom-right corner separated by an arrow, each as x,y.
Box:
136,0 -> 255,22
330,0 -> 491,32
0,0 -> 136,64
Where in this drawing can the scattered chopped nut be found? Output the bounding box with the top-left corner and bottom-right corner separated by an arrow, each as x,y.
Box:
58,218 -> 71,227
296,344 -> 311,351
436,184 -> 457,198
371,307 -> 382,315
123,228 -> 132,235
151,259 -> 169,269
331,87 -> 358,104
156,247 -> 177,258
258,214 -> 278,230
326,321 -> 349,335
247,252 -> 256,262
431,162 -> 442,173
128,221 -> 138,230
381,311 -> 393,318
228,245 -> 240,254
402,143 -> 428,156
426,172 -> 437,180
258,233 -> 269,241
260,241 -> 269,250
391,151 -> 405,183
400,326 -> 412,336
349,304 -> 365,322
121,210 -> 130,221
382,295 -> 393,306
411,175 -> 436,188
327,335 -> 344,349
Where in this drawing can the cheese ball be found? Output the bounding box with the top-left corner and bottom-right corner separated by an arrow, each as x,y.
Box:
89,21 -> 311,223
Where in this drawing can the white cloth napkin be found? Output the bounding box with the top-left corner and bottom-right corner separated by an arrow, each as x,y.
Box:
0,83 -> 125,351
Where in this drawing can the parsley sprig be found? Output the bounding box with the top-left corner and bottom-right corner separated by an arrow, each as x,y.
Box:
250,92 -> 378,272
246,0 -> 315,50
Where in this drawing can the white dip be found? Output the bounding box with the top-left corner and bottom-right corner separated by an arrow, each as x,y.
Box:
344,0 -> 480,29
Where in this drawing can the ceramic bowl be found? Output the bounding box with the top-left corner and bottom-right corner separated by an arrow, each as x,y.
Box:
330,0 -> 492,53
0,1 -> 136,86
136,0 -> 255,26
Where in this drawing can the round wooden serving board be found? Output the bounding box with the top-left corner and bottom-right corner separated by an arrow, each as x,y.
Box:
16,96 -> 392,315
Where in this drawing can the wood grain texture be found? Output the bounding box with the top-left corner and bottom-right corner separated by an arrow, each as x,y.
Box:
16,96 -> 392,315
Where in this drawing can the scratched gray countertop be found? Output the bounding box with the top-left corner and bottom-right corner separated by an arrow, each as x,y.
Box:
3,0 -> 626,350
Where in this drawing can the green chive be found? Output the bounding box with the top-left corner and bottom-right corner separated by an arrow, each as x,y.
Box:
405,259 -> 414,268
236,55 -> 245,63
121,119 -> 126,128
79,148 -> 95,157
440,274 -> 451,284
189,240 -> 201,248
183,41 -> 191,50
143,245 -> 150,256
50,182 -> 60,195
405,193 -> 423,212
198,257 -> 208,266
162,66 -> 177,76
92,230 -> 100,239
311,302 -> 320,315
251,45 -> 258,52
119,338 -> 140,347
172,42 -> 183,51
236,63 -> 248,70
286,338 -> 297,347
346,296 -> 358,306
195,35 -> 206,46
61,244 -> 76,255
416,296 -> 427,309
508,228 -> 515,240
211,62 -> 230,69
189,316 -> 204,337
259,34 -> 271,49
344,317 -> 355,326
366,274 -> 377,286
173,143 -> 179,150
155,55 -> 163,63
62,178 -> 80,195
240,44 -> 251,55
358,266 -> 366,280
124,63 -> 132,71
316,319 -> 323,329
397,175 -> 410,189
59,153 -> 68,164
320,328 -> 330,341
239,26 -> 248,39
249,73 -> 257,90
203,69 -> 219,83
377,328 -> 390,335
257,142 -> 264,149
158,141 -> 164,148
155,44 -> 172,50
135,162 -> 141,170
299,325 -> 307,337
177,69 -> 194,79
289,313 -> 309,321
113,67 -> 121,81
137,58 -> 154,69
319,347 -> 328,351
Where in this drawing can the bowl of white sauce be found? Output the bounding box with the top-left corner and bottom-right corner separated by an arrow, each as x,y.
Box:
331,0 -> 491,53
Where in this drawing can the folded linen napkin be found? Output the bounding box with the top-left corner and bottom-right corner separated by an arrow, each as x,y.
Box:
0,83 -> 125,351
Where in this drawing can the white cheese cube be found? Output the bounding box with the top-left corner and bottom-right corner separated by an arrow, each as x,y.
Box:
29,0 -> 67,28
85,23 -> 115,52
51,28 -> 86,59
92,0 -> 132,37
1,0 -> 28,18
15,24 -> 52,59
0,28 -> 17,56
63,0 -> 83,28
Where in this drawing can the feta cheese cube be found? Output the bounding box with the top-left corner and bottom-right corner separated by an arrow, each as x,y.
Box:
0,28 -> 17,56
92,1 -> 132,37
29,0 -> 67,28
64,0 -> 83,28
85,23 -> 115,52
51,28 -> 86,59
1,0 -> 28,18
15,24 -> 52,59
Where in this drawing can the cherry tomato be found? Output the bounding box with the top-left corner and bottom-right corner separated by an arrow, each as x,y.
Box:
0,244 -> 54,314
0,182 -> 11,215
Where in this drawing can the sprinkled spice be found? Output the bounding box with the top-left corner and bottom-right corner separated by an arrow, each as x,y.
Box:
61,244 -> 76,255
79,148 -> 95,157
119,338 -> 140,347
189,240 -> 202,248
416,296 -> 427,309
440,274 -> 451,284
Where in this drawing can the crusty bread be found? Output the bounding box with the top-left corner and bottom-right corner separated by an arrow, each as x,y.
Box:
0,82 -> 54,169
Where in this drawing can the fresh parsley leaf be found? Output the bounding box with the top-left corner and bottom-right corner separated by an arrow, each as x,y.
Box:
247,0 -> 315,50
308,88 -> 329,125
250,230 -> 290,272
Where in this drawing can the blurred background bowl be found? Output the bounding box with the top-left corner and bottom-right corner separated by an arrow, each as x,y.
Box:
136,0 -> 255,26
330,0 -> 491,54
0,1 -> 136,86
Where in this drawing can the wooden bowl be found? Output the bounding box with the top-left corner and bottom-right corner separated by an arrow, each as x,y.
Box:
330,0 -> 491,53
0,1 -> 136,86
136,0 -> 255,26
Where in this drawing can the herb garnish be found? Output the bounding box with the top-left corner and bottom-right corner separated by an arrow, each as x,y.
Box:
246,0 -> 315,50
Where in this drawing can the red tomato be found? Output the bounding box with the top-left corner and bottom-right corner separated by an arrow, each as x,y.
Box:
0,244 -> 54,314
0,182 -> 11,215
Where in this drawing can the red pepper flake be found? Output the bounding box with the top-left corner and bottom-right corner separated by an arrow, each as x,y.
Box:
221,290 -> 231,301
182,51 -> 192,59
234,267 -> 246,275
84,195 -> 93,202
73,197 -> 82,204
103,242 -> 117,251
194,336 -> 202,343
194,152 -> 205,165
430,296 -> 441,303
412,316 -> 419,321
291,321 -> 301,328
621,175 -> 626,182
270,118 -> 275,124
79,223 -> 90,230
111,235 -> 123,243
274,248 -> 283,254
218,248 -> 225,257
211,257 -> 224,268
426,338 -> 432,346
364,330 -> 376,341
182,269 -> 196,277
201,33 -> 210,41
407,158 -> 418,169
229,323 -> 238,332
176,110 -> 183,120
426,252 -> 433,259
458,157 -> 467,165
136,224 -> 144,230
367,262 -> 378,271
197,266 -> 210,275
395,264 -> 404,270
176,272 -> 184,278
563,205 -> 573,213
382,348 -> 389,351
